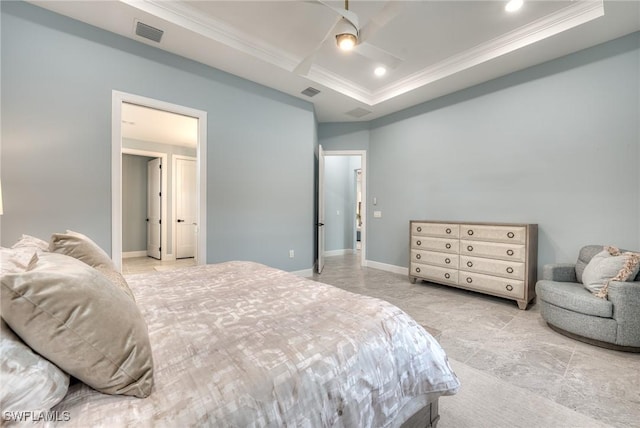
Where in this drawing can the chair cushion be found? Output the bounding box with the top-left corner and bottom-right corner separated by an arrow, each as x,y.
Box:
536,280 -> 613,318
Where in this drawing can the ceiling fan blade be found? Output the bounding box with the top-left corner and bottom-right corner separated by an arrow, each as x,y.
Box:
293,15 -> 342,75
354,41 -> 403,69
359,1 -> 404,43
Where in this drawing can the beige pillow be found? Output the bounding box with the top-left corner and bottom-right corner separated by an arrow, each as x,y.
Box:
582,247 -> 640,298
49,230 -> 135,300
1,319 -> 70,413
11,234 -> 50,252
1,252 -> 154,398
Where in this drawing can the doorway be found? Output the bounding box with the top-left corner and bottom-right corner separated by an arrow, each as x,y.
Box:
317,147 -> 367,273
111,91 -> 207,272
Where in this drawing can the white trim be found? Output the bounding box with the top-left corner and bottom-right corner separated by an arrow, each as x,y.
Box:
290,268 -> 314,278
323,150 -> 367,269
365,260 -> 408,276
112,90 -> 208,272
122,148 -> 169,260
122,251 -> 148,259
324,249 -> 356,257
172,154 -> 197,258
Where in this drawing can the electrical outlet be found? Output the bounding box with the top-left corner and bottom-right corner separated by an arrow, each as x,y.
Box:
289,250 -> 295,258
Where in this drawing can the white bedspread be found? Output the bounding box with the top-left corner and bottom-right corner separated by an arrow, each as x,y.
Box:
51,261 -> 459,427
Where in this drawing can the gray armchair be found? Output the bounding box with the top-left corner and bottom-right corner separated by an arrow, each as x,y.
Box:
535,245 -> 640,352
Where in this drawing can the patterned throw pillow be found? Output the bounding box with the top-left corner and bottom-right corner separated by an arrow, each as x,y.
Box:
582,246 -> 640,298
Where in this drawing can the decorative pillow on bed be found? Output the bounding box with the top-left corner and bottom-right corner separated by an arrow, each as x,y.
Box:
0,319 -> 70,414
11,234 -> 50,252
49,230 -> 135,300
1,252 -> 154,398
582,246 -> 640,298
1,247 -> 36,274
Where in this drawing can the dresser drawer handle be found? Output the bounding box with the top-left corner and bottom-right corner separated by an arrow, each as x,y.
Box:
445,258 -> 451,264
506,249 -> 514,256
467,261 -> 473,267
467,229 -> 474,236
506,267 -> 514,274
466,277 -> 473,284
444,273 -> 450,279
416,267 -> 421,273
506,284 -> 513,292
445,228 -> 452,234
417,240 -> 422,246
445,243 -> 451,249
417,226 -> 422,232
416,254 -> 421,260
467,245 -> 474,252
507,232 -> 515,239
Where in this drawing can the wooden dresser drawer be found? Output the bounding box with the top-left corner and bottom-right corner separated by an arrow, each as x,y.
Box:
411,264 -> 458,285
411,236 -> 459,254
458,271 -> 525,299
411,250 -> 459,268
459,239 -> 525,262
412,222 -> 460,238
460,224 -> 526,244
459,255 -> 525,280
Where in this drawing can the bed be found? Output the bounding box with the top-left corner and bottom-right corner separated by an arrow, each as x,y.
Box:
1,233 -> 459,427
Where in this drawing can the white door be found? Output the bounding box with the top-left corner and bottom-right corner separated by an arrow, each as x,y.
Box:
176,158 -> 197,259
147,158 -> 162,260
317,145 -> 325,273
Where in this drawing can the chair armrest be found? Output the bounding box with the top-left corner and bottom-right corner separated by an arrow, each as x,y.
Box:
608,281 -> 640,346
542,264 -> 577,282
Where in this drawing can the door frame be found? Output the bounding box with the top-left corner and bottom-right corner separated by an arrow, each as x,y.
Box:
112,90 -> 207,272
320,149 -> 367,268
172,154 -> 197,259
122,149 -> 168,260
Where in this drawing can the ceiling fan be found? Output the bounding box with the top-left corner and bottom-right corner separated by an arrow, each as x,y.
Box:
294,0 -> 404,76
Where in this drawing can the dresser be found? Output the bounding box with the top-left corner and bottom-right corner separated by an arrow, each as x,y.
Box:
409,221 -> 538,310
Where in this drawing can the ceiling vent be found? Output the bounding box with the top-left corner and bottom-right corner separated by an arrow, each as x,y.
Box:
345,107 -> 372,119
135,20 -> 164,43
301,87 -> 321,98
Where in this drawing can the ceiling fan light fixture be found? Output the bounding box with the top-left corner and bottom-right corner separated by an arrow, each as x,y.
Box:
336,33 -> 357,51
335,18 -> 358,51
505,0 -> 524,13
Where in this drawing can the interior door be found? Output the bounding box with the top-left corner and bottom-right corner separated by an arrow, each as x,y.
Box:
317,145 -> 325,273
147,158 -> 162,260
176,158 -> 197,259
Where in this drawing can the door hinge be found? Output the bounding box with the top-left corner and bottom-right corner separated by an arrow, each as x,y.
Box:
146,218 -> 149,222
159,192 -> 162,197
159,164 -> 162,169
159,247 -> 161,252
159,219 -> 162,224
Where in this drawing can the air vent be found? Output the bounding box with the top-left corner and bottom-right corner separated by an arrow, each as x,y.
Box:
301,87 -> 321,98
345,107 -> 372,118
135,20 -> 164,43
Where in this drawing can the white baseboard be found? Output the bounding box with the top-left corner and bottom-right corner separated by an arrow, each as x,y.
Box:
122,251 -> 147,259
291,268 -> 314,278
365,260 -> 409,276
324,249 -> 356,257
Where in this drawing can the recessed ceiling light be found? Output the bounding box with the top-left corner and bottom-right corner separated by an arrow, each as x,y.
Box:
374,66 -> 387,77
505,0 -> 524,13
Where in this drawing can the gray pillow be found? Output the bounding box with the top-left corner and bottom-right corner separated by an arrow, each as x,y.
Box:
1,252 -> 154,398
0,319 -> 69,414
49,230 -> 135,300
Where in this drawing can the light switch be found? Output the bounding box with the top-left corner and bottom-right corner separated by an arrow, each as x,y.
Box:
373,197 -> 377,205
373,211 -> 382,218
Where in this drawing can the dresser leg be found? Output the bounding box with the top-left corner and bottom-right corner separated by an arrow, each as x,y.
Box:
517,300 -> 528,310
409,276 -> 417,284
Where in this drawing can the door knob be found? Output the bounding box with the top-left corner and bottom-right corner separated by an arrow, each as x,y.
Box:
177,219 -> 185,223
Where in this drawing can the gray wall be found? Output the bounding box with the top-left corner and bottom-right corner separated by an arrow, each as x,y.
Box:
1,1 -> 315,271
319,32 -> 640,275
122,154 -> 153,252
324,156 -> 361,252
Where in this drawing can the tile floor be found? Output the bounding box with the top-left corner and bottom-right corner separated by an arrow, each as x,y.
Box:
312,253 -> 640,428
122,256 -> 196,274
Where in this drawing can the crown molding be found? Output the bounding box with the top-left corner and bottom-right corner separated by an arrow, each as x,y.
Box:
123,0 -> 604,107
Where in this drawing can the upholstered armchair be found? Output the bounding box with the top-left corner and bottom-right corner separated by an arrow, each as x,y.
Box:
535,245 -> 640,352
